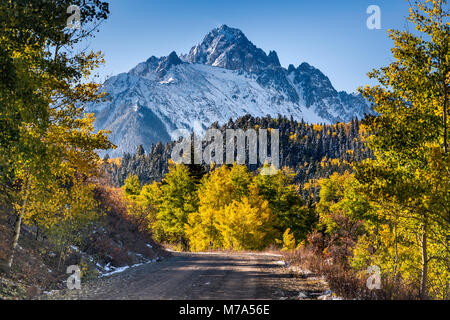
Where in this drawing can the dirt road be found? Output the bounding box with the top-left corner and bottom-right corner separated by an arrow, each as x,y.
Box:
42,252 -> 328,300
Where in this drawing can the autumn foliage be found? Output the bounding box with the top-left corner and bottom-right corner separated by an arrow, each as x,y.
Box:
123,163 -> 315,252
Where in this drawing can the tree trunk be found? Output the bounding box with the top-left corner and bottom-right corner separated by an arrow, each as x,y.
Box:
6,177 -> 30,270
57,245 -> 66,272
420,217 -> 429,300
6,210 -> 24,269
439,2 -> 448,155
443,79 -> 448,154
394,224 -> 398,276
447,234 -> 450,300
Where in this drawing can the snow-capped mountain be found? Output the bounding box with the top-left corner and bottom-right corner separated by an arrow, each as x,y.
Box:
87,25 -> 372,157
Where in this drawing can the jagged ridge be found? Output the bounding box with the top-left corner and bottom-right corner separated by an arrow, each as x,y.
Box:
86,25 -> 372,157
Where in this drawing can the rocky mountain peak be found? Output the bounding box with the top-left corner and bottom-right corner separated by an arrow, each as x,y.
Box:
156,51 -> 183,77
214,24 -> 247,41
287,64 -> 296,74
166,51 -> 183,65
267,50 -> 281,67
186,25 -> 281,73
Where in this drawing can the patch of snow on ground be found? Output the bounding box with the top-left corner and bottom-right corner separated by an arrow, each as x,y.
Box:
98,256 -> 160,278
159,77 -> 175,84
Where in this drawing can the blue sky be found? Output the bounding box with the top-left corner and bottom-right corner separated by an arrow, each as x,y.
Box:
85,0 -> 412,93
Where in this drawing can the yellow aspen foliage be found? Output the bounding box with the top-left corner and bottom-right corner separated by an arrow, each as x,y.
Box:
185,164 -> 253,250
313,124 -> 323,132
281,228 -> 296,251
154,164 -> 198,248
186,207 -> 222,252
215,186 -> 275,251
356,0 -> 449,299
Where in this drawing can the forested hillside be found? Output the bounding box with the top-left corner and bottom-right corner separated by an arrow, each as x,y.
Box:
105,116 -> 372,201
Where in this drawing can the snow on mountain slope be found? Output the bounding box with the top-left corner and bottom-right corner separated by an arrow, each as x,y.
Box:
86,25 -> 372,157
